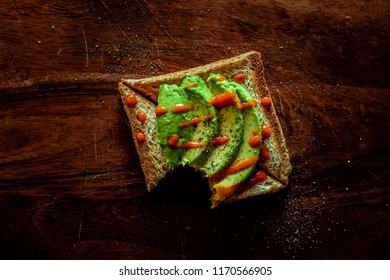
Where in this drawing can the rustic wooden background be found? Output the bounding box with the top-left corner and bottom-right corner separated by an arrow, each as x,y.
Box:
0,0 -> 389,259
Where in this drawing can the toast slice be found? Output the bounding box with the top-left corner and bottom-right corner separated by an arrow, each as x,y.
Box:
118,51 -> 292,207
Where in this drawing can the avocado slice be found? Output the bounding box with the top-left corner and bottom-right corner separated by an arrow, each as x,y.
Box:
156,84 -> 195,168
199,74 -> 244,177
212,81 -> 262,197
181,75 -> 219,167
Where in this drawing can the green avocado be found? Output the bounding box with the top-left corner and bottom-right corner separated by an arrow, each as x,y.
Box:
213,81 -> 262,191
199,74 -> 244,177
181,75 -> 219,167
157,84 -> 195,168
156,74 -> 263,197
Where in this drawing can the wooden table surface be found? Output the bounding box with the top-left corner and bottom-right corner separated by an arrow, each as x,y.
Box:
0,0 -> 389,259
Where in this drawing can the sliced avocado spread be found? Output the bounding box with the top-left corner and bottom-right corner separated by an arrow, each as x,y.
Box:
157,84 -> 194,168
181,75 -> 219,167
213,82 -> 262,190
199,74 -> 244,177
156,74 -> 262,201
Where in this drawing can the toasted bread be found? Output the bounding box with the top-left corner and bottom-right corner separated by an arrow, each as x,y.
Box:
118,51 -> 292,207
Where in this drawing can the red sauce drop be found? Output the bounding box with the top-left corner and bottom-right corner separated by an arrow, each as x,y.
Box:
213,156 -> 259,182
249,135 -> 262,148
181,142 -> 206,150
178,117 -> 202,128
261,125 -> 271,139
126,94 -> 137,107
136,133 -> 145,143
210,91 -> 237,109
203,114 -> 214,121
155,106 -> 167,117
232,73 -> 247,83
178,114 -> 214,128
167,134 -> 180,148
137,111 -> 147,124
171,104 -> 193,114
251,170 -> 268,183
223,168 -> 269,198
239,99 -> 257,110
211,136 -> 229,146
260,145 -> 270,162
261,96 -> 272,107
227,156 -> 259,175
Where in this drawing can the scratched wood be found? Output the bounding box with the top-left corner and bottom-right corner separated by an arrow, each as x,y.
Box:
0,0 -> 389,259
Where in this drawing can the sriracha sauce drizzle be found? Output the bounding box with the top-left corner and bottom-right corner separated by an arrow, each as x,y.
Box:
261,125 -> 271,139
213,156 -> 259,183
155,106 -> 168,117
232,73 -> 247,83
171,104 -> 193,114
210,91 -> 238,109
211,136 -> 230,146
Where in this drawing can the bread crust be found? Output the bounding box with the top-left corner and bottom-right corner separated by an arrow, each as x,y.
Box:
248,53 -> 293,185
119,51 -> 292,206
119,82 -> 170,191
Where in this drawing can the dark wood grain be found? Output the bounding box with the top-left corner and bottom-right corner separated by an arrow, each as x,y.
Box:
0,0 -> 389,259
